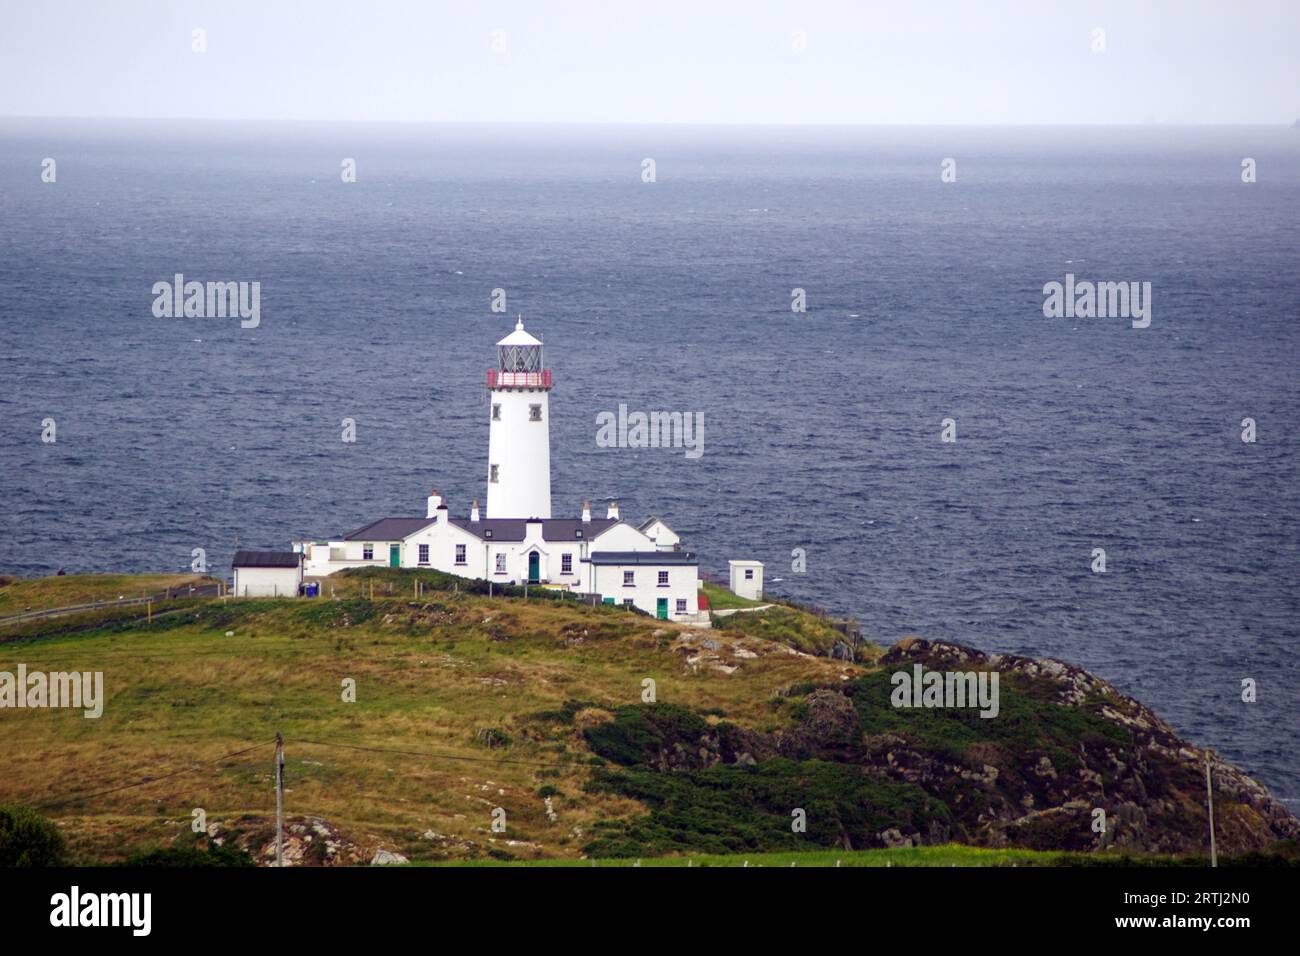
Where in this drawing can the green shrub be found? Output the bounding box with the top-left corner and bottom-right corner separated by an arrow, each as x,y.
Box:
583,758 -> 949,858
0,804 -> 66,866
582,704 -> 731,767
844,669 -> 1128,761
120,839 -> 254,867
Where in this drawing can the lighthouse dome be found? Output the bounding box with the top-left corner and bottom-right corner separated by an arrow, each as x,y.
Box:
496,316 -> 542,347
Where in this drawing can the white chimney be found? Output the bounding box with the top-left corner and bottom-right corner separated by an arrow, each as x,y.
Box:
607,500 -> 619,520
470,499 -> 480,522
581,499 -> 591,523
427,489 -> 442,518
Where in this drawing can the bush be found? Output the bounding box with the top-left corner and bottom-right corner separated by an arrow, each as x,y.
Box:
120,839 -> 253,867
583,758 -> 949,858
0,804 -> 66,866
582,704 -> 728,767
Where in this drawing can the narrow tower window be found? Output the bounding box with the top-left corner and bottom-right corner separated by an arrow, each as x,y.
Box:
492,403 -> 501,421
490,464 -> 499,483
529,404 -> 542,421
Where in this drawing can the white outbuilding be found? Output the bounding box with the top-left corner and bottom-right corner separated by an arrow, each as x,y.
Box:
728,560 -> 764,601
233,550 -> 303,598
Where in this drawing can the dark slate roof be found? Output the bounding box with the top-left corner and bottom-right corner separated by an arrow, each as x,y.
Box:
638,516 -> 666,531
232,550 -> 302,568
447,516 -> 620,541
586,550 -> 698,566
343,517 -> 438,541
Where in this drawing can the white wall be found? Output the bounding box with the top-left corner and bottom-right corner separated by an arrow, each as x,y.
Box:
486,388 -> 551,518
729,561 -> 764,600
589,522 -> 655,552
590,562 -> 699,620
404,516 -> 487,578
234,565 -> 302,598
300,540 -> 395,576
641,519 -> 680,550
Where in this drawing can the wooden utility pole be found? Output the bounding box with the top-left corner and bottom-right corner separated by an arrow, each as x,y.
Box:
1206,750 -> 1217,868
275,732 -> 285,868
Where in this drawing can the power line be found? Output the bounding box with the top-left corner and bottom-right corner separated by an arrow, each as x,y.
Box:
28,734 -> 575,819
33,740 -> 275,810
294,737 -> 576,769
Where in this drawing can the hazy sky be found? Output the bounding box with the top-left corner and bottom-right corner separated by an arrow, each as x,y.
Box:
1,0 -> 1296,124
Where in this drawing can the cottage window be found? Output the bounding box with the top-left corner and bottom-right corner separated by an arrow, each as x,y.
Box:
418,544 -> 430,565
657,570 -> 669,587
455,544 -> 467,566
676,599 -> 687,613
561,553 -> 573,574
745,569 -> 754,580
623,570 -> 635,587
363,544 -> 374,561
495,553 -> 507,574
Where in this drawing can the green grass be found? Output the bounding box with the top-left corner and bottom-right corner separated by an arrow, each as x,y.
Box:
6,571 -> 1287,868
0,573 -> 217,616
0,574 -> 853,864
700,582 -> 765,611
414,844 -> 1185,867
713,604 -> 862,657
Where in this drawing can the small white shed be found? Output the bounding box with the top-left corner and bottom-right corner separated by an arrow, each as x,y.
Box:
728,560 -> 764,601
232,550 -> 303,598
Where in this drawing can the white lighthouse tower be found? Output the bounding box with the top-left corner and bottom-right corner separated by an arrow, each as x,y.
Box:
485,317 -> 552,519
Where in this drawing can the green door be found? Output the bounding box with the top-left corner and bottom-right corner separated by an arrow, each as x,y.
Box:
389,544 -> 401,568
656,598 -> 668,620
528,551 -> 540,584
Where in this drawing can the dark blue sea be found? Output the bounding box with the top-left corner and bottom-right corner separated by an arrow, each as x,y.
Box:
1,120 -> 1297,805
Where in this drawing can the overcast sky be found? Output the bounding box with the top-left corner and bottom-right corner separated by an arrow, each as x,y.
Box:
1,0 -> 1296,125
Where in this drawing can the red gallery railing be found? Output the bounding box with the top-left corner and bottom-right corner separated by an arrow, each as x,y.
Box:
487,370 -> 552,388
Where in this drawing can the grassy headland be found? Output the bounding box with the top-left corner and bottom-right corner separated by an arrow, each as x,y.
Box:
0,570 -> 1294,867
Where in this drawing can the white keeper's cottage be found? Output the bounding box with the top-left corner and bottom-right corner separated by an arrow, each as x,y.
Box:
290,318 -> 708,624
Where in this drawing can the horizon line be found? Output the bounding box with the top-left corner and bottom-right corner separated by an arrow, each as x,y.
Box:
2,114 -> 1298,129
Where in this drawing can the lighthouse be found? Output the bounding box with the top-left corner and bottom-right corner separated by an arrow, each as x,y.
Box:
289,314 -> 705,623
485,317 -> 552,518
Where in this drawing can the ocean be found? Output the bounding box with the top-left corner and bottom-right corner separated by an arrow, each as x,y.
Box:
1,119 -> 1296,804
